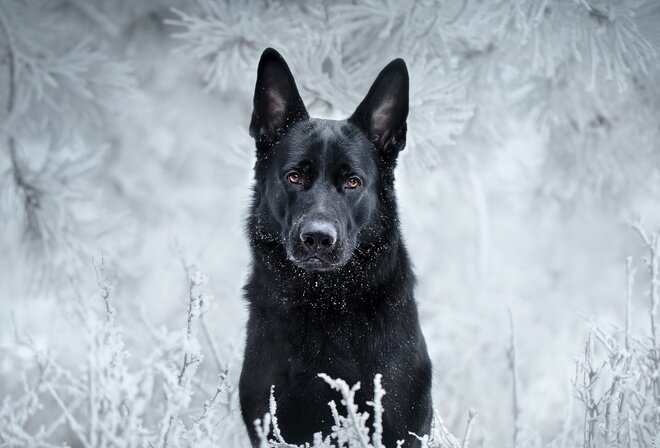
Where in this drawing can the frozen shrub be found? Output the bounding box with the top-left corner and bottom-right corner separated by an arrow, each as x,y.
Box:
0,265 -> 236,447
572,221 -> 660,448
255,373 -> 475,448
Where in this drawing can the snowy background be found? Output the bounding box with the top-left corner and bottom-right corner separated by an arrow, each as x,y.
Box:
1,1 -> 660,447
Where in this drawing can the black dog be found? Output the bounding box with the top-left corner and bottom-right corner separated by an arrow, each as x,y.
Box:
239,48 -> 432,447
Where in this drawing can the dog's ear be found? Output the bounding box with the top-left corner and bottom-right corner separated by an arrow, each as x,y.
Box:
349,59 -> 409,155
249,48 -> 308,148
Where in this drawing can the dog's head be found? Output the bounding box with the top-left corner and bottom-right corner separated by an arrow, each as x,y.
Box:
249,48 -> 408,272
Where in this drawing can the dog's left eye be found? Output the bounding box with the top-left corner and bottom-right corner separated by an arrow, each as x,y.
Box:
286,171 -> 303,185
345,176 -> 362,189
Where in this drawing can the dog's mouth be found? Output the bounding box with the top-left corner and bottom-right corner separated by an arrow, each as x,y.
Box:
293,256 -> 340,272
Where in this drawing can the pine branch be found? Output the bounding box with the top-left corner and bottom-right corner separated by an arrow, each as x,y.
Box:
0,2 -> 42,239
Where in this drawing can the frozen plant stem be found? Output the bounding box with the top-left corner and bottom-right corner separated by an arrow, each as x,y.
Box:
200,306 -> 225,374
194,380 -> 227,427
367,374 -> 386,448
580,332 -> 598,448
162,276 -> 203,448
507,308 -> 521,448
179,279 -> 198,383
48,384 -> 91,448
93,257 -> 115,323
462,408 -> 477,448
631,220 -> 660,347
625,256 -> 635,350
178,256 -> 226,375
318,374 -> 371,448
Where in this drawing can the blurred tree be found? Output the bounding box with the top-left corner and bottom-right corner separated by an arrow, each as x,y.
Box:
0,0 -> 141,285
1,1 -> 660,447
2,0 -> 659,284
170,0 -> 660,196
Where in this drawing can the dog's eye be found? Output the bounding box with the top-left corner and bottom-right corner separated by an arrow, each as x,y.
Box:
345,176 -> 362,189
286,171 -> 303,185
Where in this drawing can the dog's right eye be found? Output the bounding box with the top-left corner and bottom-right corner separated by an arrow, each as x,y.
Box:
286,171 -> 303,185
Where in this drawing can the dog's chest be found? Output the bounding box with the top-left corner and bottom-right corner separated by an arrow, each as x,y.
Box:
270,308 -> 386,381
268,314 -> 379,436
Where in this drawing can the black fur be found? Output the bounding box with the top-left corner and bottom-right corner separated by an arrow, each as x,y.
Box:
240,48 -> 432,447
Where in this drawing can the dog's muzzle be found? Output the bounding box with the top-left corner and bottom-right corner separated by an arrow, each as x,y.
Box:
288,217 -> 345,271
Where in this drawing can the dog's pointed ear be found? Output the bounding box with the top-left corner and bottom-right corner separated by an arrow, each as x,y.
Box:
249,48 -> 308,147
349,59 -> 409,155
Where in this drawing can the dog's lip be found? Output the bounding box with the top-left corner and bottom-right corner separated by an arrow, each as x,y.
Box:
293,256 -> 338,271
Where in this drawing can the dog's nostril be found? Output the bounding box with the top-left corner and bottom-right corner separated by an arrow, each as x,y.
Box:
301,232 -> 336,250
304,236 -> 315,247
300,222 -> 338,252
302,233 -> 331,248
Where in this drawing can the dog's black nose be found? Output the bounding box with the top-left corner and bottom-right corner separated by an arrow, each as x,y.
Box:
300,221 -> 337,252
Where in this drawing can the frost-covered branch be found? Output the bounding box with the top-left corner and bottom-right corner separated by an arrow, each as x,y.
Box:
161,271 -> 207,447
318,374 -> 371,448
630,218 -> 660,347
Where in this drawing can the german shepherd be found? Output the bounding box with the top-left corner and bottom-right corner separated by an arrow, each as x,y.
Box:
239,48 -> 432,447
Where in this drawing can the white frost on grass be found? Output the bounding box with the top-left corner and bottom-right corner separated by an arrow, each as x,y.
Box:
256,373 -> 471,448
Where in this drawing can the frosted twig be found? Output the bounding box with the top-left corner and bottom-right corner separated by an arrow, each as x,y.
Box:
630,218 -> 660,347
366,373 -> 385,448
461,408 -> 477,448
266,385 -> 291,445
625,256 -> 635,350
193,379 -> 227,429
507,307 -> 521,448
47,385 -> 91,448
318,374 -> 371,448
255,414 -> 272,448
93,255 -> 115,322
328,399 -> 341,428
177,254 -> 226,374
162,273 -> 205,448
578,332 -> 599,448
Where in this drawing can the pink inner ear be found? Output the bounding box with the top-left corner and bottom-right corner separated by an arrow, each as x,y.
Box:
266,87 -> 287,121
370,98 -> 395,135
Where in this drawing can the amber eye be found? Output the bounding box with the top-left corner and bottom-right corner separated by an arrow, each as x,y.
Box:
286,171 -> 302,185
345,176 -> 362,189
